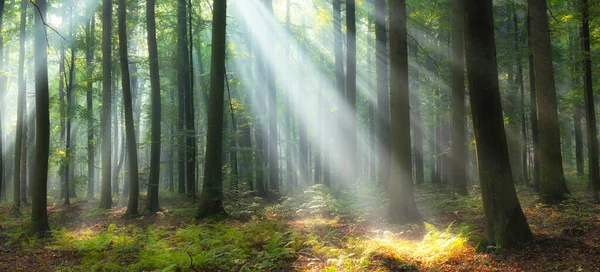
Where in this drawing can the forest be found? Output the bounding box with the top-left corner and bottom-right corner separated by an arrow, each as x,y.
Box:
0,0 -> 600,270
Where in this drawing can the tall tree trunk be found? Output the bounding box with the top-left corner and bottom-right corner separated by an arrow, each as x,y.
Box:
528,0 -> 570,203
0,0 -> 4,202
375,0 -> 390,187
87,15 -> 96,199
176,0 -> 187,196
465,0 -> 533,249
32,0 -> 51,233
409,40 -> 424,185
332,0 -> 344,188
580,0 -> 599,201
119,0 -> 140,217
388,0 -> 420,224
346,0 -> 358,186
59,48 -> 66,199
178,0 -> 195,199
574,109 -> 584,176
451,0 -> 467,195
146,0 -> 162,213
265,0 -> 279,200
13,0 -> 27,210
513,3 -> 528,186
99,0 -> 113,209
527,15 -> 541,191
197,0 -> 227,218
367,12 -> 376,184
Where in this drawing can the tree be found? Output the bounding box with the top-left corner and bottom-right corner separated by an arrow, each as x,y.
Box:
346,0 -> 357,186
13,0 -> 27,211
32,0 -> 51,233
266,0 -> 279,199
178,0 -> 195,198
119,0 -> 140,217
375,0 -> 390,187
526,14 -> 540,190
528,0 -> 570,203
86,13 -> 96,199
450,0 -> 467,195
197,0 -> 227,218
465,0 -> 533,249
0,0 -> 4,203
99,0 -> 113,209
146,0 -> 161,213
580,0 -> 598,202
388,0 -> 420,224
332,0 -> 343,187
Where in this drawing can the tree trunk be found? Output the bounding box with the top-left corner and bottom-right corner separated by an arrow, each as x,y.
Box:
465,0 -> 533,249
527,15 -> 540,190
146,0 -> 162,213
388,0 -> 420,224
0,0 -> 4,202
332,0 -> 344,188
32,0 -> 50,233
265,0 -> 279,200
513,3 -> 528,186
13,0 -> 27,210
346,0 -> 358,186
99,0 -> 113,209
375,0 -> 390,187
580,0 -> 599,201
119,0 -> 140,217
451,0 -> 467,195
197,0 -> 227,218
528,0 -> 570,203
87,15 -> 96,199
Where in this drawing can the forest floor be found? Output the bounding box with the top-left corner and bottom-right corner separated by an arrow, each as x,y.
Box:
1,178 -> 600,271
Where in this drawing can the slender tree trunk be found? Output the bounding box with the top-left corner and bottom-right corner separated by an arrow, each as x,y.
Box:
513,3 -> 528,186
465,0 -> 533,249
87,15 -> 96,199
528,0 -> 570,203
451,0 -> 467,195
265,0 -> 279,199
197,0 -> 227,218
346,0 -> 358,186
332,0 -> 344,188
367,13 -> 376,183
0,0 -> 4,202
388,0 -> 420,224
409,40 -> 424,185
146,0 -> 162,213
527,15 -> 541,191
99,0 -> 113,209
32,0 -> 51,233
375,0 -> 390,187
580,0 -> 599,201
119,0 -> 140,217
13,0 -> 27,210
574,109 -> 584,176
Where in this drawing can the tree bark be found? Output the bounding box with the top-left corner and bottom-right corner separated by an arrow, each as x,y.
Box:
388,0 -> 420,224
465,0 -> 533,249
526,15 -> 541,190
119,0 -> 140,217
451,0 -> 467,195
99,0 -> 113,209
87,15 -> 96,199
528,0 -> 570,203
146,0 -> 162,213
346,0 -> 358,186
580,0 -> 598,201
197,0 -> 227,218
32,0 -> 51,233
